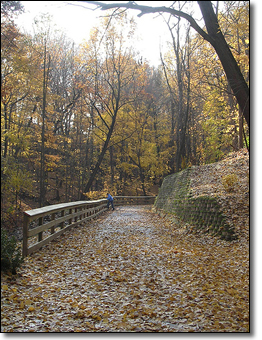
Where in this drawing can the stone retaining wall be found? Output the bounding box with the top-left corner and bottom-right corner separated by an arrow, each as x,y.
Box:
155,167 -> 237,241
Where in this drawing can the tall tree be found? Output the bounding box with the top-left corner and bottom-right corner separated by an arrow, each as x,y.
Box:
39,38 -> 51,207
82,1 -> 249,128
79,13 -> 140,196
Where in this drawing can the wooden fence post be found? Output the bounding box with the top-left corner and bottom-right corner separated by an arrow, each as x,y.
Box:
38,217 -> 43,242
61,210 -> 64,229
69,209 -> 72,225
23,214 -> 29,257
51,213 -> 55,234
75,208 -> 78,222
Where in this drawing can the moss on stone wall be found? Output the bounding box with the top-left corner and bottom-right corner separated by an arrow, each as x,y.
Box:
155,168 -> 192,210
155,167 -> 237,241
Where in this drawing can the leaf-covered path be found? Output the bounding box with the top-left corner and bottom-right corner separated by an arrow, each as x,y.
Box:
1,206 -> 249,332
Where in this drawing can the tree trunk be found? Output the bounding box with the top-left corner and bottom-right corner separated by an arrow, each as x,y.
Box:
3,103 -> 8,158
160,52 -> 175,174
197,1 -> 249,127
239,108 -> 244,149
168,100 -> 175,174
109,145 -> 115,186
40,44 -> 50,207
167,15 -> 186,172
81,112 -> 117,198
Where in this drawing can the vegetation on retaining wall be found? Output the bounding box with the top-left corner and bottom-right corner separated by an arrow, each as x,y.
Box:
155,167 -> 237,241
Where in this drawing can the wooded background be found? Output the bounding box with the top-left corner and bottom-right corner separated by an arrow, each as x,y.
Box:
1,1 -> 249,228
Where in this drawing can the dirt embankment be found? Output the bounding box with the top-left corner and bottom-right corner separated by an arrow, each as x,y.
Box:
189,149 -> 249,240
155,148 -> 249,241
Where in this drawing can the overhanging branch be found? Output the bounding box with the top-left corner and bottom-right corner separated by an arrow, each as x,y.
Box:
77,1 -> 213,44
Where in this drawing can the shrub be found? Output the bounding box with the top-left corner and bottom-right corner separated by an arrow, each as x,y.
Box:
222,174 -> 238,192
1,228 -> 23,274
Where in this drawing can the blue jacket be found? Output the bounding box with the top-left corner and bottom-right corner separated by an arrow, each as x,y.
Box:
107,194 -> 113,202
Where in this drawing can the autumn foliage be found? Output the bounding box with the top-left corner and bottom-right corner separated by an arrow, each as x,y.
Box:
1,2 -> 250,333
1,3 -> 249,226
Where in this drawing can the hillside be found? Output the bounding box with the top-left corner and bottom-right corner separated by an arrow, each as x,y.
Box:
190,148 -> 249,241
155,148 -> 249,242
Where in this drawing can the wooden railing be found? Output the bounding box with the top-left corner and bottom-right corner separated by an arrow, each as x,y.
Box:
114,196 -> 156,206
23,196 -> 156,257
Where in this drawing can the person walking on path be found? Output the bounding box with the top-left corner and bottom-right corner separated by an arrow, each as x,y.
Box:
107,193 -> 115,210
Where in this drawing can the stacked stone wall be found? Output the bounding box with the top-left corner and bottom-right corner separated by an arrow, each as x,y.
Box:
155,167 -> 237,241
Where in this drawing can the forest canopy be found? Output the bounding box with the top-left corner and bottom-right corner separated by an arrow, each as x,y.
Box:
1,1 -> 249,227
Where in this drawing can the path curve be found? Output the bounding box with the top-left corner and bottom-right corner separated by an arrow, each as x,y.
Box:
1,206 -> 249,332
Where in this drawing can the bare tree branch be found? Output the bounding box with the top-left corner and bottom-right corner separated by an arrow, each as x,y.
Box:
78,1 -> 213,44
73,0 -> 249,128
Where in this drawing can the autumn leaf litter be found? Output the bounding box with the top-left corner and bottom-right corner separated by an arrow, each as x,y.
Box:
1,199 -> 249,332
189,149 -> 249,240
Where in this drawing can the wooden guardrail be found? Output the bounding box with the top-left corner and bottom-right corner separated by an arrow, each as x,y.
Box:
22,199 -> 107,257
114,196 -> 156,206
23,196 -> 156,257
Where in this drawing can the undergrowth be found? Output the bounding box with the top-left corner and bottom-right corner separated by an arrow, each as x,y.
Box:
1,227 -> 23,274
